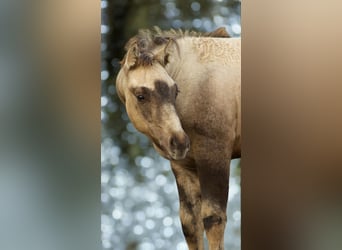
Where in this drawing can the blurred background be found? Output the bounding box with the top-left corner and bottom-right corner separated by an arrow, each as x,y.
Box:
101,0 -> 241,249
2,1 -> 342,250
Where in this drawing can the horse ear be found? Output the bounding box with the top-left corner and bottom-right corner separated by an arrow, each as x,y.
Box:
206,27 -> 230,38
122,45 -> 138,69
154,39 -> 175,66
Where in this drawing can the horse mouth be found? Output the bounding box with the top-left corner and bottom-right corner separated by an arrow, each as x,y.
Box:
170,149 -> 190,160
152,134 -> 190,161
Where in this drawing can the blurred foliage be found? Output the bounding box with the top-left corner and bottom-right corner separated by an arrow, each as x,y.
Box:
101,0 -> 240,249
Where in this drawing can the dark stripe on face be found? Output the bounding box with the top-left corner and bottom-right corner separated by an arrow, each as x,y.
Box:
131,80 -> 178,123
154,79 -> 178,103
155,80 -> 171,99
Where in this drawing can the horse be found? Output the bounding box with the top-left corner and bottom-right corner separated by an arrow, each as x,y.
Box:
116,27 -> 241,250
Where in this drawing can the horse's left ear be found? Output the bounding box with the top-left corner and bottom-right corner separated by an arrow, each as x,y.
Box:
206,27 -> 230,38
154,39 -> 175,66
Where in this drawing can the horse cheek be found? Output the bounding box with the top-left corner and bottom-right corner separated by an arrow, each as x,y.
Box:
125,102 -> 146,135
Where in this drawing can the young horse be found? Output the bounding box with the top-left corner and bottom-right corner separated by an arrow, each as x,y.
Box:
116,27 -> 241,250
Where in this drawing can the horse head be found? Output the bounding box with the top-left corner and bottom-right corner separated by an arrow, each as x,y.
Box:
116,39 -> 189,160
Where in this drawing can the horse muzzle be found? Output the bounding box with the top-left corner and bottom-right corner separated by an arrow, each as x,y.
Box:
168,133 -> 190,160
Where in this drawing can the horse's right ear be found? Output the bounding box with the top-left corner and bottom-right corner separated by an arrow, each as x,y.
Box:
122,45 -> 138,69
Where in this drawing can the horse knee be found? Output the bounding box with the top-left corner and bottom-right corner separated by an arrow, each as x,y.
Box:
203,215 -> 224,231
201,200 -> 227,230
202,213 -> 227,249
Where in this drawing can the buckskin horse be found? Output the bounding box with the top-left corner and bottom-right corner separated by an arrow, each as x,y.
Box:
116,27 -> 241,250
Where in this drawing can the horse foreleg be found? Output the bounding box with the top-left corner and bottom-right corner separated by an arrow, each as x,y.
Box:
171,161 -> 204,250
197,158 -> 230,250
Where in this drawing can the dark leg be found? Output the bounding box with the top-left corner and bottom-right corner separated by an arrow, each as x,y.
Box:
171,161 -> 204,250
197,155 -> 230,250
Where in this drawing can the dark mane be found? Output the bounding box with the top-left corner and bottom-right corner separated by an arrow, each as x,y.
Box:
122,26 -> 230,68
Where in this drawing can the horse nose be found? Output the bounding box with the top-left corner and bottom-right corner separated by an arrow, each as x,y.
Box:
169,133 -> 190,152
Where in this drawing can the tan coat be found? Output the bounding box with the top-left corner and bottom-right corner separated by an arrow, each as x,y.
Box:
116,28 -> 240,250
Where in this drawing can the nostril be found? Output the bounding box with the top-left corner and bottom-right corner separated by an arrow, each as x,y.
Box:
169,134 -> 190,151
170,136 -> 177,149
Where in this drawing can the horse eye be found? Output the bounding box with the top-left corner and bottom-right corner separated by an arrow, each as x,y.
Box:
136,94 -> 145,101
